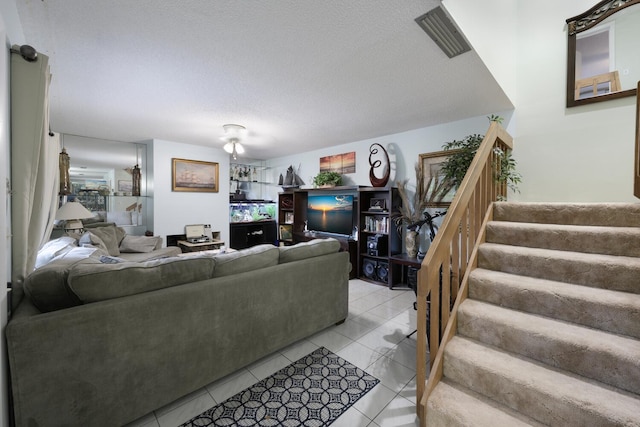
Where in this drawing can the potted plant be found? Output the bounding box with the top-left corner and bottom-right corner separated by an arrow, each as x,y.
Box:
440,115 -> 521,196
312,171 -> 343,188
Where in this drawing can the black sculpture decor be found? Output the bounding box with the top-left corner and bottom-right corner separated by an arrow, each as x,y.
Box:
368,143 -> 390,187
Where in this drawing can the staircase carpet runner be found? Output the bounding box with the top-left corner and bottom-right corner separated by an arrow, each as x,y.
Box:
425,202 -> 640,427
180,347 -> 379,427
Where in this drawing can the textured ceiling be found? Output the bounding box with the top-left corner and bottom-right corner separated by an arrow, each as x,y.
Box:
16,0 -> 513,160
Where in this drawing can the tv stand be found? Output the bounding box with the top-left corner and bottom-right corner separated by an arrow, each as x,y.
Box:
278,186 -> 401,285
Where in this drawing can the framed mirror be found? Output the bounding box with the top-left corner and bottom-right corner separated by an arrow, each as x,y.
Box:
566,0 -> 640,107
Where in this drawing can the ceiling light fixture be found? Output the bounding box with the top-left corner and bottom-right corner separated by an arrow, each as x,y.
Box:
222,124 -> 246,160
415,6 -> 471,58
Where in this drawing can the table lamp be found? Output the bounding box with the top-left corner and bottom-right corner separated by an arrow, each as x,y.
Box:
55,201 -> 94,232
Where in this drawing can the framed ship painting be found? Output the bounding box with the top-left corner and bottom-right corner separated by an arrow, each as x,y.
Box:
172,158 -> 219,192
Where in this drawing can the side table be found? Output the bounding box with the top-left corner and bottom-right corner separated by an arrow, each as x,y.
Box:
388,253 -> 422,290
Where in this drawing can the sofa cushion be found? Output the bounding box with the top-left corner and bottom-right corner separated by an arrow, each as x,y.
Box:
67,256 -> 215,303
119,235 -> 162,253
80,227 -> 121,256
213,244 -> 279,277
24,247 -> 104,312
118,246 -> 182,262
85,222 -> 126,244
278,238 -> 340,264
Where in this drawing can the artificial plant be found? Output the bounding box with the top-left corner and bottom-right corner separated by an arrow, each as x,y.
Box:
393,162 -> 454,234
440,115 -> 521,195
312,171 -> 343,187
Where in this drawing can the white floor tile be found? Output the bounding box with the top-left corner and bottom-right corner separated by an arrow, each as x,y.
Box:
279,338 -> 319,362
206,369 -> 258,404
384,338 -> 417,371
307,328 -> 354,353
373,395 -> 420,427
353,295 -> 385,311
366,355 -> 415,393
385,295 -> 415,310
335,341 -> 384,371
399,376 -> 417,404
367,302 -> 409,320
334,318 -> 377,341
350,299 -> 374,316
155,390 -> 215,427
351,311 -> 388,330
330,406 -> 372,427
390,308 -> 417,328
356,322 -> 409,354
247,353 -> 292,381
351,383 -> 397,421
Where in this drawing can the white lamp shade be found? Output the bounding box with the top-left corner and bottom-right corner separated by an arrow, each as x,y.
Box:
55,201 -> 94,221
235,142 -> 245,154
223,142 -> 234,153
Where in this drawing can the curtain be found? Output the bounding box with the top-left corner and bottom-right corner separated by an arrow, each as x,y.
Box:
10,46 -> 58,307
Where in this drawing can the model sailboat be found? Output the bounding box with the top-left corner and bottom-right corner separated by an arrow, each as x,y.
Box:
278,164 -> 305,189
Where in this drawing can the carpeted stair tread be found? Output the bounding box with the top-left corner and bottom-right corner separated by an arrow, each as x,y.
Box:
457,299 -> 640,395
478,243 -> 640,293
468,268 -> 640,339
493,202 -> 640,227
486,221 -> 640,257
443,336 -> 640,426
426,380 -> 546,427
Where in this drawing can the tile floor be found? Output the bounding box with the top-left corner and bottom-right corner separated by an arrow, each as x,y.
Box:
125,279 -> 427,427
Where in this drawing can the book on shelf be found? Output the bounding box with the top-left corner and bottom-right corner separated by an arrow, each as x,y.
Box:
363,216 -> 389,233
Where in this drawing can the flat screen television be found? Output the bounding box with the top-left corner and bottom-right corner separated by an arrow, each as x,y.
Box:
307,194 -> 354,236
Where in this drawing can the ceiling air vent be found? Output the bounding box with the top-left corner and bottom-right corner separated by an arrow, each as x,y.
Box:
415,6 -> 471,58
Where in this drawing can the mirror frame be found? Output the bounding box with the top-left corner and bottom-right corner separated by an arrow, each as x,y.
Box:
566,0 -> 640,107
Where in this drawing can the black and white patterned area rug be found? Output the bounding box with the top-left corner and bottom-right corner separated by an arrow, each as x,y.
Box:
180,347 -> 380,427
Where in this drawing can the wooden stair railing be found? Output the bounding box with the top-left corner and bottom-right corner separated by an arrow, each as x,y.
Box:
415,121 -> 513,425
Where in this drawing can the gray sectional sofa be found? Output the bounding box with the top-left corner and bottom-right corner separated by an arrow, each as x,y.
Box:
6,236 -> 350,426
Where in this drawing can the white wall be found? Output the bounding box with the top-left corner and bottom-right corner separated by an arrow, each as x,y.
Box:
447,0 -> 638,203
150,139 -> 230,245
443,0 -> 518,104
264,112 -> 514,201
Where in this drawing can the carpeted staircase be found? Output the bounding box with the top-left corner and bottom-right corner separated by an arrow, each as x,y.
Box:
425,202 -> 640,426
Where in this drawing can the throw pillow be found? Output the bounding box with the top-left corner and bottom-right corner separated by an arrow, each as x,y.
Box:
79,232 -> 109,253
35,236 -> 78,269
84,226 -> 121,256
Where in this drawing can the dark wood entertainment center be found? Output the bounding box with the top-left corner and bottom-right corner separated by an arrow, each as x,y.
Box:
278,186 -> 405,287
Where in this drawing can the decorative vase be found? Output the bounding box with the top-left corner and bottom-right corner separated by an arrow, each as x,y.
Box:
405,229 -> 419,258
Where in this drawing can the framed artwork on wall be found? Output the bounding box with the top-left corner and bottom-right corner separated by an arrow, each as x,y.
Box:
172,158 -> 219,192
419,149 -> 462,207
117,180 -> 132,193
320,151 -> 356,174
